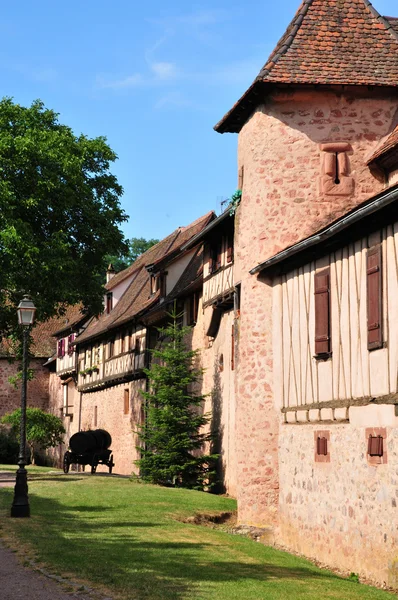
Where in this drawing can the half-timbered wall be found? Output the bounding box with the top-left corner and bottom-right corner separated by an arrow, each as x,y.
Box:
274,224 -> 398,416
274,222 -> 398,585
77,325 -> 146,390
203,238 -> 234,307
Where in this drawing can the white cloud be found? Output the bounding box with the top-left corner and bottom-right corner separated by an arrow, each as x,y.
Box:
150,61 -> 177,80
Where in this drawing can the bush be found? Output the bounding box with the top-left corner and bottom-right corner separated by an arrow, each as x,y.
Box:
0,426 -> 19,464
1,408 -> 65,464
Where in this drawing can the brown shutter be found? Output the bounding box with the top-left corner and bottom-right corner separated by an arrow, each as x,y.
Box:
231,324 -> 235,371
367,245 -> 383,350
317,437 -> 328,456
160,274 -> 166,297
216,241 -> 222,271
124,389 -> 129,415
207,245 -> 214,274
314,267 -> 331,356
226,236 -> 233,263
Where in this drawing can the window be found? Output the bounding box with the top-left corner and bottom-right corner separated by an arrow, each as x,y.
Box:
367,244 -> 383,350
314,431 -> 330,463
187,291 -> 200,326
57,339 -> 65,358
218,353 -> 224,372
150,273 -> 165,296
93,405 -> 98,427
108,338 -> 115,359
124,389 -> 129,415
106,292 -> 113,314
226,235 -> 234,264
135,337 -> 141,354
320,143 -> 354,196
67,334 -> 75,356
120,333 -> 125,354
314,268 -> 331,357
366,428 -> 387,465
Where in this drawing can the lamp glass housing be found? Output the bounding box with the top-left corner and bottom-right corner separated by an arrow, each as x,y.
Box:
17,296 -> 36,327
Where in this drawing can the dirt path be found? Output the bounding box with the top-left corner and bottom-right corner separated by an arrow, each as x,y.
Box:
0,472 -> 112,600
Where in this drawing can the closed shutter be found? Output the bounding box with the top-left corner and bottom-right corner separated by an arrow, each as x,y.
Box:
367,245 -> 383,350
160,274 -> 166,297
58,339 -> 65,358
215,241 -> 222,271
67,334 -> 75,356
124,389 -> 129,415
226,236 -> 233,263
314,268 -> 331,355
207,245 -> 214,275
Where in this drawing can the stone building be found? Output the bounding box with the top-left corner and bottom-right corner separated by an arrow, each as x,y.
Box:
53,211 -> 237,487
214,0 -> 398,587
3,0 -> 398,587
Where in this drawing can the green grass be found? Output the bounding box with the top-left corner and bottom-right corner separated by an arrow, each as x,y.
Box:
0,468 -> 395,600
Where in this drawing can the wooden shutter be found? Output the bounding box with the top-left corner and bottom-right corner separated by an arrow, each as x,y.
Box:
215,241 -> 222,271
57,339 -> 65,358
367,245 -> 383,350
124,389 -> 129,415
314,268 -> 331,356
67,334 -> 75,356
368,435 -> 383,457
317,437 -> 328,456
106,292 -> 113,314
160,274 -> 166,297
226,236 -> 233,263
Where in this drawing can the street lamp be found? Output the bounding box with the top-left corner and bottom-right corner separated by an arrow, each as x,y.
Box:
11,295 -> 36,518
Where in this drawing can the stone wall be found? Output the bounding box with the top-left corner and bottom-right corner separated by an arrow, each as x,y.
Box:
234,89 -> 397,527
65,379 -> 146,475
278,411 -> 398,587
0,357 -> 51,418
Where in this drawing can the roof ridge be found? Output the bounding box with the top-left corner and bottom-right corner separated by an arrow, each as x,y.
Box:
258,0 -> 313,79
363,0 -> 398,41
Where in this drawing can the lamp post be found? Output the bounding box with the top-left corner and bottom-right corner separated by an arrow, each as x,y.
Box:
11,295 -> 36,518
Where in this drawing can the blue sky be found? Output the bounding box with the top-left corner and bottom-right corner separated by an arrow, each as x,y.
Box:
1,0 -> 397,241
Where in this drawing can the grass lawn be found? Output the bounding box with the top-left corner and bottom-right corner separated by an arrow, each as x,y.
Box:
0,466 -> 395,600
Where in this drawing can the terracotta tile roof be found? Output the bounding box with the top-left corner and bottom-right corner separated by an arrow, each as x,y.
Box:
0,305 -> 87,358
142,247 -> 204,324
215,0 -> 398,133
367,125 -> 398,164
106,211 -> 214,291
75,213 -> 214,345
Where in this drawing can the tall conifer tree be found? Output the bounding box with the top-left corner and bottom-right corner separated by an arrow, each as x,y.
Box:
136,310 -> 217,490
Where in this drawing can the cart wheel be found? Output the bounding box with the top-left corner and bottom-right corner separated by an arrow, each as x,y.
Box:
91,463 -> 97,474
108,454 -> 113,474
63,452 -> 71,474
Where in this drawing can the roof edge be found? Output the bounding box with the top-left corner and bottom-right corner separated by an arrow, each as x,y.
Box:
250,184 -> 398,275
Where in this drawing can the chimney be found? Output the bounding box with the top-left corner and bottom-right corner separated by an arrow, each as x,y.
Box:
106,263 -> 116,283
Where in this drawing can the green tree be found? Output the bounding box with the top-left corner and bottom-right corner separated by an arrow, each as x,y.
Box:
2,408 -> 65,464
106,237 -> 159,272
0,97 -> 127,339
136,310 -> 218,491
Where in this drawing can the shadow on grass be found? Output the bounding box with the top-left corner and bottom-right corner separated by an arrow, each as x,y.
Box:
0,489 -> 379,600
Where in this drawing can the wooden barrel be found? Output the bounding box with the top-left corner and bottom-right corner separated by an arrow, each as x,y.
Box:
69,429 -> 112,454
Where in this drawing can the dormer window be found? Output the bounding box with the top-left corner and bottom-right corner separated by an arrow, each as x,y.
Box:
150,273 -> 166,296
320,143 -> 354,197
106,292 -> 113,314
